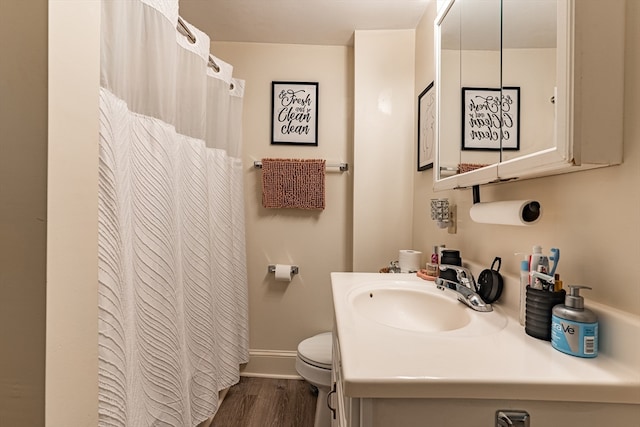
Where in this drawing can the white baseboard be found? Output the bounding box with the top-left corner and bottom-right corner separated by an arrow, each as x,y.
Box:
240,349 -> 302,379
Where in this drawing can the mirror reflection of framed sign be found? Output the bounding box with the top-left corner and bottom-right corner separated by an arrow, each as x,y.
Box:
461,87 -> 520,151
271,81 -> 318,146
418,81 -> 436,171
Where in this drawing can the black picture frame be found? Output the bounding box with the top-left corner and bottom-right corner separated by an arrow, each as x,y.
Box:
417,81 -> 436,171
461,86 -> 520,151
271,81 -> 319,146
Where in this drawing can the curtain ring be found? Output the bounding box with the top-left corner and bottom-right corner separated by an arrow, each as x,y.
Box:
208,56 -> 220,73
177,17 -> 196,44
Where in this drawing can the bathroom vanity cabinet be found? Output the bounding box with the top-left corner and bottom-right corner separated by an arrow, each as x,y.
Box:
331,334 -> 359,427
330,273 -> 640,427
331,330 -> 639,427
434,0 -> 625,191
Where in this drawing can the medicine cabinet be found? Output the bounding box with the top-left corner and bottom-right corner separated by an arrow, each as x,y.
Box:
434,0 -> 624,191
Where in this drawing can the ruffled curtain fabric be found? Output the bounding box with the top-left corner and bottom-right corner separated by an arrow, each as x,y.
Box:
98,1 -> 249,426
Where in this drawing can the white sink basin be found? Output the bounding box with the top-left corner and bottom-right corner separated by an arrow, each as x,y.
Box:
344,278 -> 507,337
350,284 -> 471,333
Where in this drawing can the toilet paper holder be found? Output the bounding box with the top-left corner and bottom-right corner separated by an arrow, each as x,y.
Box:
267,264 -> 299,275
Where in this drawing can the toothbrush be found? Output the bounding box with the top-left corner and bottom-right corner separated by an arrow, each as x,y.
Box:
549,248 -> 560,276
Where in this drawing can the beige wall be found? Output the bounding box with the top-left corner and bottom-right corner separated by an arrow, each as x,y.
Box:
212,32 -> 417,375
0,0 -> 47,424
210,42 -> 353,373
46,0 -> 100,425
413,1 -> 640,316
2,1 -> 100,424
352,30 -> 416,273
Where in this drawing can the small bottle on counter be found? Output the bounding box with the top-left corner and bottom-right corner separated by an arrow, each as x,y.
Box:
551,285 -> 598,358
519,259 -> 529,326
430,246 -> 439,264
554,273 -> 563,292
425,246 -> 440,277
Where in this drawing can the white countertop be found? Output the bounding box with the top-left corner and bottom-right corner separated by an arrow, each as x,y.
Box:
332,272 -> 640,404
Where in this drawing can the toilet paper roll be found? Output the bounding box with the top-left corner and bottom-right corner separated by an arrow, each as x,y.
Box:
399,250 -> 422,273
274,264 -> 293,282
469,200 -> 542,226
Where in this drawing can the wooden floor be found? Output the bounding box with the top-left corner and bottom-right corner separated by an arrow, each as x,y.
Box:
210,377 -> 317,427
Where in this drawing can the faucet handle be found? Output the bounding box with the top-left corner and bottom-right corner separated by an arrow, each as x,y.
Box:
435,276 -> 492,312
438,264 -> 478,292
455,267 -> 477,292
461,278 -> 475,292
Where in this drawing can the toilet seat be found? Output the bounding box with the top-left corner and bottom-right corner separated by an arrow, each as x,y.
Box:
297,332 -> 332,370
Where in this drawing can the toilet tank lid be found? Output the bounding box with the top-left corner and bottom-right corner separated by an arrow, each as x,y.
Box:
297,332 -> 332,367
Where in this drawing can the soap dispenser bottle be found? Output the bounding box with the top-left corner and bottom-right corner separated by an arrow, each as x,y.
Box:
551,285 -> 598,358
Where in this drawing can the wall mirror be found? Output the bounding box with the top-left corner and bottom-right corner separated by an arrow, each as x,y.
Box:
435,0 -> 623,191
435,0 -> 557,187
436,0 -> 502,187
501,0 -> 557,163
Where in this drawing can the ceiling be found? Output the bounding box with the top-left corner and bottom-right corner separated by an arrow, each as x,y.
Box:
178,0 -> 431,46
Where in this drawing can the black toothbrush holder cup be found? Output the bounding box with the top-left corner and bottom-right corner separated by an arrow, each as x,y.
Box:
525,286 -> 566,341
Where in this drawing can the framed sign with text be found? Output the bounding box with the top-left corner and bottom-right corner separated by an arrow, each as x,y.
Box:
271,81 -> 318,146
461,87 -> 520,151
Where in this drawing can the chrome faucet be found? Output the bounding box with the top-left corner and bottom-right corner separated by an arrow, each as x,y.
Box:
435,264 -> 492,312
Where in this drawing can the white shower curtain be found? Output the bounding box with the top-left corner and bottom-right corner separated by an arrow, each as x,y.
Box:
97,1 -> 249,426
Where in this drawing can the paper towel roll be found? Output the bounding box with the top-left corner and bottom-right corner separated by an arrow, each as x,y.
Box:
399,250 -> 422,273
469,200 -> 542,226
274,264 -> 293,281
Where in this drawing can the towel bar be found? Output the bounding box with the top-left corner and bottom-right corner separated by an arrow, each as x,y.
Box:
254,161 -> 348,172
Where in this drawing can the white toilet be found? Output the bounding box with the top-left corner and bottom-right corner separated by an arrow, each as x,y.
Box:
295,332 -> 333,427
